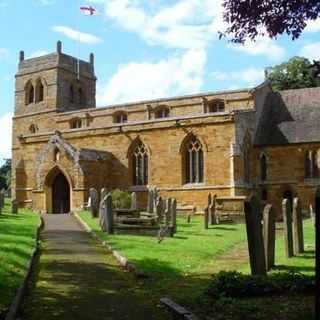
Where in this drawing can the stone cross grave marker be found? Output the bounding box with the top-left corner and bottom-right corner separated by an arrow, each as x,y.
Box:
282,198 -> 294,258
131,192 -> 138,210
11,199 -> 18,214
263,204 -> 276,271
89,188 -> 99,218
293,197 -> 304,255
244,195 -> 266,275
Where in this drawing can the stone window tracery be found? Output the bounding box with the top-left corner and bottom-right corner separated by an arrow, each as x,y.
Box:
208,100 -> 225,113
70,118 -> 82,129
155,106 -> 170,119
35,79 -> 44,103
29,124 -> 38,134
25,81 -> 35,105
114,111 -> 128,124
185,137 -> 204,184
132,142 -> 148,186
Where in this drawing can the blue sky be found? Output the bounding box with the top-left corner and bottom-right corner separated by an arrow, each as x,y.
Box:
0,0 -> 319,161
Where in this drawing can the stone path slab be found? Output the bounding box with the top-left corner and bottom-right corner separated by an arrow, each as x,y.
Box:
21,214 -> 169,320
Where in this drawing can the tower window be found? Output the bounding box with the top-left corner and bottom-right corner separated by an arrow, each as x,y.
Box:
25,82 -> 35,105
35,79 -> 44,103
208,100 -> 225,113
184,136 -> 204,184
155,106 -> 170,119
114,111 -> 128,124
132,142 -> 148,186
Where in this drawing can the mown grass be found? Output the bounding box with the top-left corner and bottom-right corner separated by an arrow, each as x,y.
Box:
0,200 -> 40,315
79,211 -> 315,317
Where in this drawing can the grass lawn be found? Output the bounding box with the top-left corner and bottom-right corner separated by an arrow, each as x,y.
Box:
0,200 -> 40,316
80,211 -> 315,317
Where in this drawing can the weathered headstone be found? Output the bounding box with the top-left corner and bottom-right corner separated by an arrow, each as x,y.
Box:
171,198 -> 177,234
208,194 -> 213,225
100,188 -> 108,202
165,198 -> 172,227
147,189 -> 154,213
292,198 -> 304,254
89,188 -> 99,218
282,198 -> 294,258
209,194 -> 217,225
204,207 -> 209,229
244,195 -> 266,275
263,204 -> 276,271
100,193 -> 113,234
156,197 -> 165,225
131,192 -> 138,210
11,199 -> 18,214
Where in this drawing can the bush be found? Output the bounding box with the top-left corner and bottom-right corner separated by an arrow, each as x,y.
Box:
206,271 -> 314,299
111,189 -> 131,209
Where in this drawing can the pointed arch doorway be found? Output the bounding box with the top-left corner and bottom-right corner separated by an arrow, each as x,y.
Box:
45,167 -> 71,214
52,172 -> 70,213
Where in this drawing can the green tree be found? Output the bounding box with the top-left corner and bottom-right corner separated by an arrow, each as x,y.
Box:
0,159 -> 11,190
266,57 -> 320,91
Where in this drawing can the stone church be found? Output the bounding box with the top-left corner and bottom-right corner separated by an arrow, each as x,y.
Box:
11,42 -> 320,215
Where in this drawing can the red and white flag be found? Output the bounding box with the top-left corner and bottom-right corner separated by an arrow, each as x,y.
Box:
80,5 -> 97,16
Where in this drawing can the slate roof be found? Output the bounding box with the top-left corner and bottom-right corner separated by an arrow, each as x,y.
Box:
255,87 -> 320,146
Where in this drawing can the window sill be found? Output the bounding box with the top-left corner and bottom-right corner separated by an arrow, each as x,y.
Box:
182,183 -> 205,189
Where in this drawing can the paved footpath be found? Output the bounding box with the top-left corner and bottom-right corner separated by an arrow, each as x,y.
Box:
22,214 -> 170,320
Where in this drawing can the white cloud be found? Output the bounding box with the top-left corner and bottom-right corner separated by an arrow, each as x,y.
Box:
0,113 -> 12,160
0,48 -> 9,60
300,42 -> 320,61
97,49 -> 207,105
305,19 -> 320,33
103,0 -> 225,50
27,50 -> 49,59
52,26 -> 103,44
211,68 -> 265,87
230,37 -> 285,61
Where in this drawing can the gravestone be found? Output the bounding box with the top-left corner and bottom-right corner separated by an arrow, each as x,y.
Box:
89,188 -> 99,218
282,198 -> 294,258
165,198 -> 172,227
209,194 -> 217,225
292,198 -> 304,254
11,199 -> 18,214
156,197 -> 165,225
100,193 -> 113,234
147,189 -> 154,213
204,207 -> 209,229
208,194 -> 213,225
171,198 -> 177,234
263,204 -> 276,271
153,188 -> 159,209
310,204 -> 315,224
100,188 -> 108,202
244,195 -> 266,275
131,192 -> 138,210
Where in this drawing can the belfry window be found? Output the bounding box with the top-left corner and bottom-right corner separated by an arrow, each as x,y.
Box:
208,100 -> 225,113
260,153 -> 267,182
155,106 -> 170,119
132,142 -> 148,186
25,82 -> 35,105
35,79 -> 44,103
185,137 -> 204,184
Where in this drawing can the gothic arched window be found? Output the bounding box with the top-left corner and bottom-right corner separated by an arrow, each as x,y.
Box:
155,106 -> 170,119
185,136 -> 204,184
132,142 -> 148,185
35,79 -> 44,103
25,81 -> 34,105
260,153 -> 267,182
305,151 -> 312,178
312,151 -> 319,178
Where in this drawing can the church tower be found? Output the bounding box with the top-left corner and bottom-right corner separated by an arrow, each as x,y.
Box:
14,41 -> 96,116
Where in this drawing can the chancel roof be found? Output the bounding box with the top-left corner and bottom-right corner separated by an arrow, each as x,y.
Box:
255,87 -> 320,146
